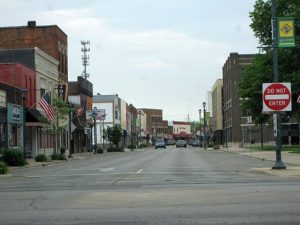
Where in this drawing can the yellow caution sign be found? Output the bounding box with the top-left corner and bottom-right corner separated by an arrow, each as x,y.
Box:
277,18 -> 295,47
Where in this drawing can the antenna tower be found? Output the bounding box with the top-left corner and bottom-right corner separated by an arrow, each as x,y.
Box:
81,40 -> 90,79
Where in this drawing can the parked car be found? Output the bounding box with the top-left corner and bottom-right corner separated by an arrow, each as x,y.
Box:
155,139 -> 166,149
176,140 -> 187,148
191,140 -> 201,147
167,139 -> 176,145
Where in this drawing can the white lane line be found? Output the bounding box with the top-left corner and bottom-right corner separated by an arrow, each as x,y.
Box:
136,169 -> 143,173
63,180 -> 80,182
99,167 -> 115,172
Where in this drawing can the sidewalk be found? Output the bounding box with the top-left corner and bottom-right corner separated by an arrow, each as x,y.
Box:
9,152 -> 95,170
222,146 -> 300,177
10,147 -> 148,170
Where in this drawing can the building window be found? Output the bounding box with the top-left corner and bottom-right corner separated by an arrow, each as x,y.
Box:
8,124 -> 21,147
40,77 -> 46,97
115,110 -> 118,120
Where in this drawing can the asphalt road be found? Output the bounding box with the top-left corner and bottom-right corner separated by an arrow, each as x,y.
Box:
1,146 -> 300,225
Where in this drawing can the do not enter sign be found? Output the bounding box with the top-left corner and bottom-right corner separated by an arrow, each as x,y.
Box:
262,83 -> 292,112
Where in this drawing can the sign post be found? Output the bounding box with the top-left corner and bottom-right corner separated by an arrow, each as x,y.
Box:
262,82 -> 291,169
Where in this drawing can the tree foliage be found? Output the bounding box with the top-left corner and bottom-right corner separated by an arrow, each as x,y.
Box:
239,0 -> 300,123
250,0 -> 300,46
105,125 -> 122,147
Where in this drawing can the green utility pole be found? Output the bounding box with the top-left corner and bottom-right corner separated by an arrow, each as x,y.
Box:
271,0 -> 286,169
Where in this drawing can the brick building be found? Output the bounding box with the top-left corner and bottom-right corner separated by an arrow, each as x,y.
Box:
222,53 -> 275,147
140,108 -> 163,143
0,21 -> 68,83
222,53 -> 254,146
0,63 -> 35,108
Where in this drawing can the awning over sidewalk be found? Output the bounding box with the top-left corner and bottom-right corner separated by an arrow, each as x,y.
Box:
26,108 -> 45,122
25,122 -> 44,127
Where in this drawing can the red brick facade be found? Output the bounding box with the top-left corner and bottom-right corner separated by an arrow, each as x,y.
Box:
0,63 -> 35,108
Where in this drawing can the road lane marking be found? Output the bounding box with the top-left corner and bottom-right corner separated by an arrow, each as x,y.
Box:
63,180 -> 80,182
23,171 -> 238,178
136,169 -> 143,173
99,167 -> 115,172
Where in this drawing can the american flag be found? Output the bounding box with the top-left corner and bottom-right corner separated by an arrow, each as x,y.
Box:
38,92 -> 55,121
76,107 -> 84,116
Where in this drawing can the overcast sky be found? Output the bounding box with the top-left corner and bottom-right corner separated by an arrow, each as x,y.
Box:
0,0 -> 259,121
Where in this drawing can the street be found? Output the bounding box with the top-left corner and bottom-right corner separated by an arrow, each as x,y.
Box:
1,146 -> 300,225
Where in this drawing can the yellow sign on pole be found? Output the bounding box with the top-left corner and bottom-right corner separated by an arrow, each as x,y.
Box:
277,17 -> 295,47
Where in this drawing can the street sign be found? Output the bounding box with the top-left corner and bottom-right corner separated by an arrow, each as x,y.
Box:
262,83 -> 292,112
86,109 -> 106,120
71,122 -> 76,133
57,84 -> 67,102
277,17 -> 295,48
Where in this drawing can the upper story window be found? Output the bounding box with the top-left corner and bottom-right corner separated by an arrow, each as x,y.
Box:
40,77 -> 46,97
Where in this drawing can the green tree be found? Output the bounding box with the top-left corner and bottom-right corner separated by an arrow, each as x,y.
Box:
40,97 -> 71,154
240,0 -> 300,124
105,125 -> 122,147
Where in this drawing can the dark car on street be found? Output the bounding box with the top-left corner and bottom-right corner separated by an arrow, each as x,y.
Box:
191,140 -> 201,147
155,139 -> 166,149
167,139 -> 176,145
176,140 -> 187,148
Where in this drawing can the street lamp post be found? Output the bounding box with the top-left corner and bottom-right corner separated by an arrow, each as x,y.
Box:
203,102 -> 207,149
102,114 -> 106,150
198,109 -> 201,147
67,103 -> 74,158
138,111 -> 142,146
271,0 -> 286,169
92,108 -> 98,153
20,89 -> 27,157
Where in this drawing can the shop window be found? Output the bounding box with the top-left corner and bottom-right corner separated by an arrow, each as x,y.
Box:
8,124 -> 21,147
0,123 -> 6,150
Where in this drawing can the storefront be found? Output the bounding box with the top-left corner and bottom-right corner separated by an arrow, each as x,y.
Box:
7,103 -> 24,149
0,90 -> 6,150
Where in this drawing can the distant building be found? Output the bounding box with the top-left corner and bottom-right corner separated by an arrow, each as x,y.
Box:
172,121 -> 192,140
137,109 -> 147,144
211,79 -> 223,144
139,108 -> 163,143
93,94 -> 128,147
128,104 -> 138,146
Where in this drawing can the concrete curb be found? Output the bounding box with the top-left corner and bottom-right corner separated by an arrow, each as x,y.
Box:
223,146 -> 300,177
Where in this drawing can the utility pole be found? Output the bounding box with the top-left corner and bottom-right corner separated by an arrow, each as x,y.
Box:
271,0 -> 286,169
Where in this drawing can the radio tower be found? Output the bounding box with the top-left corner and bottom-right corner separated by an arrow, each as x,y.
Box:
81,40 -> 90,79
